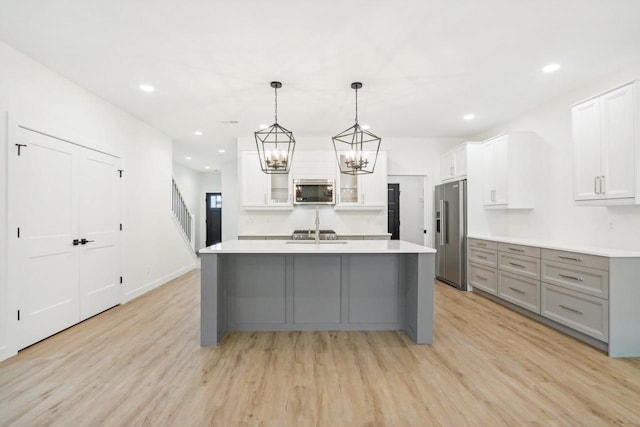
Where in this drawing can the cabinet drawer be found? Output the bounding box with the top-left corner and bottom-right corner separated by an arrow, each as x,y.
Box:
469,263 -> 497,295
498,271 -> 540,313
498,252 -> 540,280
468,238 -> 497,250
541,260 -> 609,299
498,242 -> 540,258
468,247 -> 498,268
541,283 -> 608,343
541,249 -> 609,271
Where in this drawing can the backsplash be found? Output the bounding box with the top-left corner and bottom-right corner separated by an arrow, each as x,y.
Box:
238,205 -> 387,235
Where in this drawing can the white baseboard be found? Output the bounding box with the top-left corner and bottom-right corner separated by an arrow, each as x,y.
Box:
0,346 -> 17,363
123,263 -> 198,303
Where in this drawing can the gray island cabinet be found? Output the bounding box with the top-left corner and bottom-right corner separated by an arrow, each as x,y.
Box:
199,240 -> 436,346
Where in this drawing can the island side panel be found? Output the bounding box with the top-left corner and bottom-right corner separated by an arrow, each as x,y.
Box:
201,253 -> 220,346
405,253 -> 435,344
293,255 -> 342,324
347,254 -> 401,326
608,257 -> 640,357
229,254 -> 287,328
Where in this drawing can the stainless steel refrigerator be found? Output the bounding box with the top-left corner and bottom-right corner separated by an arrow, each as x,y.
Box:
435,180 -> 467,290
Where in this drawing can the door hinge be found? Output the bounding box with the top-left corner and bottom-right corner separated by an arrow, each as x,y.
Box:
17,310 -> 20,321
118,169 -> 124,178
119,223 -> 123,231
15,144 -> 27,156
17,227 -> 20,238
120,276 -> 123,284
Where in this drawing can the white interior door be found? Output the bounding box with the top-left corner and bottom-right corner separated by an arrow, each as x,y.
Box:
13,128 -> 80,350
79,150 -> 121,320
10,125 -> 121,350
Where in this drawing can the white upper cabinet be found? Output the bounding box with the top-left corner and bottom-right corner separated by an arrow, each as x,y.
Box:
240,151 -> 293,209
481,133 -> 538,209
335,151 -> 387,209
440,142 -> 476,183
573,81 -> 638,204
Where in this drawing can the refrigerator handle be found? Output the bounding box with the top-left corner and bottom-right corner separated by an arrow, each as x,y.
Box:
440,200 -> 447,245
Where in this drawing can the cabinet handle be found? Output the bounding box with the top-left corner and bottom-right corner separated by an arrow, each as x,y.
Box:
476,255 -> 487,259
558,255 -> 582,262
476,242 -> 487,247
559,304 -> 583,315
594,176 -> 599,195
601,175 -> 605,194
450,166 -> 454,176
508,262 -> 526,268
477,275 -> 488,281
509,287 -> 525,295
508,248 -> 525,252
558,273 -> 583,282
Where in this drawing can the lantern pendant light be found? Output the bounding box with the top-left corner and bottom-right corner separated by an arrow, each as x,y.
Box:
254,81 -> 296,174
332,82 -> 381,175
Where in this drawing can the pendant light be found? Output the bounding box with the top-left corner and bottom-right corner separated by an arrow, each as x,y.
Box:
332,82 -> 381,175
254,81 -> 296,174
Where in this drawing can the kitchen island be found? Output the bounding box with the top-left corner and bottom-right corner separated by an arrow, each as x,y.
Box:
199,240 -> 436,346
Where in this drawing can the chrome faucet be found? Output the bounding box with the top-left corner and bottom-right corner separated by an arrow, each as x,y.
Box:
315,207 -> 320,242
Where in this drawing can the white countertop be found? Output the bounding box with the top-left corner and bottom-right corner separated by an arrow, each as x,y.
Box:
468,235 -> 640,258
200,239 -> 435,254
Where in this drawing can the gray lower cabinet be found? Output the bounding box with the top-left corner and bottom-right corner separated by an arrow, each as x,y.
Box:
468,262 -> 497,294
467,238 -> 640,357
498,270 -> 540,313
541,283 -> 609,342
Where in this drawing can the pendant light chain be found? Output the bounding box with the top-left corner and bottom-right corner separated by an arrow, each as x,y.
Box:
274,85 -> 278,124
354,87 -> 359,124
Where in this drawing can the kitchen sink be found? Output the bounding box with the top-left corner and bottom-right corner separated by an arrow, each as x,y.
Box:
285,240 -> 348,245
291,229 -> 338,240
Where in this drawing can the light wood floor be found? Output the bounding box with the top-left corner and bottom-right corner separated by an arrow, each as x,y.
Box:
1,271 -> 639,426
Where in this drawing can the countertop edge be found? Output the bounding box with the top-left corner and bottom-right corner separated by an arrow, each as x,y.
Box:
467,235 -> 640,258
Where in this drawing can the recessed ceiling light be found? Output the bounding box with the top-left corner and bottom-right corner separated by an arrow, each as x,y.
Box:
542,63 -> 561,73
218,149 -> 226,154
194,130 -> 203,136
463,113 -> 475,120
259,124 -> 269,129
139,84 -> 155,93
185,156 -> 192,160
204,165 -> 211,170
221,120 -> 239,124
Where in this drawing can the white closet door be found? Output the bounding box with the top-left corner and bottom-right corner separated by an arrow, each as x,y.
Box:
14,128 -> 80,350
78,150 -> 121,320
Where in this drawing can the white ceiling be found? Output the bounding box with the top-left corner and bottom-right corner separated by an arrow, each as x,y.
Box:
1,0 -> 640,171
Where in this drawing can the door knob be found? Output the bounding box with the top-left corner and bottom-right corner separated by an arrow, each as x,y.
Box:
80,238 -> 95,245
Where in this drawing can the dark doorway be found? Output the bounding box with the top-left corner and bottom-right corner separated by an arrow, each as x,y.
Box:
206,193 -> 222,246
387,184 -> 400,240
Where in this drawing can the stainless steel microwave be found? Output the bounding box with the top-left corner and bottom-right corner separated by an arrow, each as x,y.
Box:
294,179 -> 335,205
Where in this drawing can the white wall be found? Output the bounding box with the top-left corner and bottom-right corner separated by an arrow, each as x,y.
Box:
236,136 -> 458,236
468,60 -> 640,250
0,41 -> 196,361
